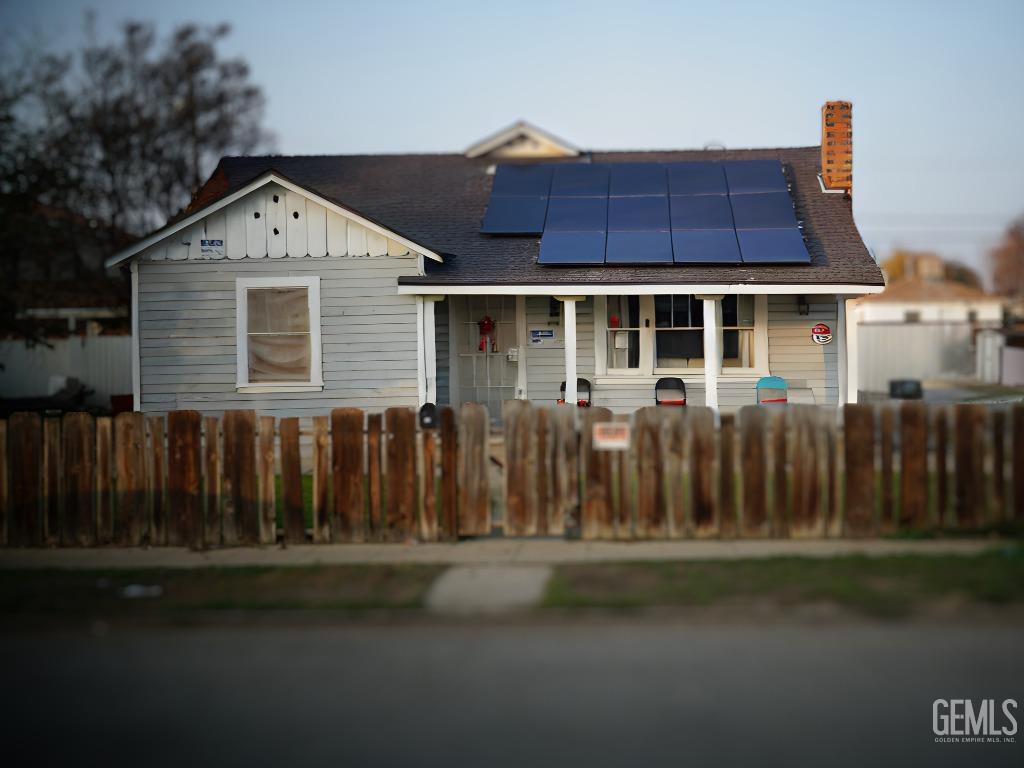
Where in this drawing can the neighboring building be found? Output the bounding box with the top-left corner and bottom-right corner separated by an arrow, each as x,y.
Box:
854,255 -> 1005,393
107,104 -> 883,419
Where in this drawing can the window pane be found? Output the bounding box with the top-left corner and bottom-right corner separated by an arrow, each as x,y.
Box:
673,296 -> 690,328
722,295 -> 738,326
689,296 -> 703,327
723,328 -> 756,368
248,333 -> 311,382
656,330 -> 703,367
654,295 -> 672,328
737,295 -> 754,326
608,329 -> 640,369
247,288 -> 309,334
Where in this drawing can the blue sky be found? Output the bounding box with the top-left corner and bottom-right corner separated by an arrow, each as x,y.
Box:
4,0 -> 1023,282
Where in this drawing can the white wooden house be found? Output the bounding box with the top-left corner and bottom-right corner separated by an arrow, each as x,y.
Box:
107,110 -> 884,418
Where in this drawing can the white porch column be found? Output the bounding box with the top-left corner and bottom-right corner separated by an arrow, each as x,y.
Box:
845,297 -> 859,404
700,296 -> 723,410
419,295 -> 444,406
556,296 -> 583,404
836,295 -> 848,404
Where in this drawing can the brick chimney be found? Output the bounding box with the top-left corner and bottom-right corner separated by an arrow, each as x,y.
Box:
821,101 -> 853,194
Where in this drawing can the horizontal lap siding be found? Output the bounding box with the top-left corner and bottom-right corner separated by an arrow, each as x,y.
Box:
138,256 -> 421,416
767,295 -> 838,405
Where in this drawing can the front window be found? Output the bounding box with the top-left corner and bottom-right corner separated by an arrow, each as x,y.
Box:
654,295 -> 704,369
722,295 -> 756,368
236,276 -> 323,390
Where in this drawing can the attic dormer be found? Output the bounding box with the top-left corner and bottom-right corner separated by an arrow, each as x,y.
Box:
464,120 -> 579,159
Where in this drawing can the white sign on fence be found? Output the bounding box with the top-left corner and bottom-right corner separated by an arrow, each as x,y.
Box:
592,421 -> 631,451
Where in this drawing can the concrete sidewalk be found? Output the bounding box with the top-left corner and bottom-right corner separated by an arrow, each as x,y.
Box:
0,538 -> 1004,569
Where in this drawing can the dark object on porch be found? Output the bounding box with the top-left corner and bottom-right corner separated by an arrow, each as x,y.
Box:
757,376 -> 788,404
558,378 -> 592,407
418,402 -> 439,429
0,377 -> 95,417
655,377 -> 687,406
889,379 -> 923,400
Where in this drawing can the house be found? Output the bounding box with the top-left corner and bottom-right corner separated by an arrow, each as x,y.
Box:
106,103 -> 884,419
853,253 -> 1005,393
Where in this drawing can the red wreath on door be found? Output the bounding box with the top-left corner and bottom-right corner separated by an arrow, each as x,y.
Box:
477,315 -> 497,352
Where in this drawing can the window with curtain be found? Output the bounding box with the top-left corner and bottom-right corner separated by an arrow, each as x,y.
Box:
654,295 -> 704,369
245,287 -> 313,382
606,295 -> 641,370
722,294 -> 756,368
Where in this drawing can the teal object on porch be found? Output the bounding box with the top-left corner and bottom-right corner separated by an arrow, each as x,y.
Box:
756,376 -> 788,404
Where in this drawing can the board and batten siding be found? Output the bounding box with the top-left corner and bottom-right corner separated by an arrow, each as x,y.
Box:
138,256 -> 421,417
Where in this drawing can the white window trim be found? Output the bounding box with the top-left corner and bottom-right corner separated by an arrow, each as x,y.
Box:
594,294 -> 769,377
235,276 -> 324,393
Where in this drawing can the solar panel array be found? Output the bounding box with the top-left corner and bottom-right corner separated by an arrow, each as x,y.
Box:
481,160 -> 810,265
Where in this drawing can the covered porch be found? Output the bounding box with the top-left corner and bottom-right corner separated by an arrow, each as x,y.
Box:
412,287 -> 861,416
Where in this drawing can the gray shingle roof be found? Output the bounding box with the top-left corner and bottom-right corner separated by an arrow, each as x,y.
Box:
206,146 -> 883,287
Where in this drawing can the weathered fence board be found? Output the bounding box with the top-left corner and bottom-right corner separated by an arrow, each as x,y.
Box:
535,408 -> 552,535
844,404 -> 876,537
954,404 -> 985,528
311,415 -> 329,543
580,407 -> 614,540
718,413 -> 737,539
663,409 -> 686,539
222,410 -> 256,546
770,409 -> 788,537
148,416 -> 167,546
42,417 -> 61,544
0,421 -> 6,547
899,402 -> 928,528
634,408 -> 665,539
935,407 -> 950,526
824,412 -> 839,537
385,407 -> 416,541
366,413 -> 383,538
549,406 -> 576,536
879,406 -> 895,533
167,410 -> 202,548
788,407 -> 818,537
420,421 -> 439,542
96,417 -> 113,545
203,416 -> 221,546
63,412 -> 95,547
9,413 -> 43,546
739,406 -> 767,537
114,412 -> 147,546
504,400 -> 538,537
279,417 -> 305,544
257,416 -> 276,545
690,407 -> 717,538
1013,405 -> 1024,521
440,407 -> 458,541
457,403 -> 490,537
992,410 -> 1006,524
333,408 -> 366,542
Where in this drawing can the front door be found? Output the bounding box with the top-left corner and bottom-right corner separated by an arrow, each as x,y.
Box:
453,295 -> 518,421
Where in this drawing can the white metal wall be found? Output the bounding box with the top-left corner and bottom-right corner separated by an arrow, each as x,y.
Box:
0,336 -> 132,406
858,323 -> 977,393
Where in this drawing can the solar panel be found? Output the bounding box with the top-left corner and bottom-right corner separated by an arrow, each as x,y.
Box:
730,192 -> 796,229
605,231 -> 673,264
480,196 -> 548,234
671,230 -> 742,264
550,164 -> 609,197
723,160 -> 787,194
609,164 -> 668,196
736,228 -> 810,263
545,197 -> 607,232
670,195 -> 734,230
538,231 -> 607,265
667,162 -> 727,196
490,164 -> 553,196
608,196 -> 670,231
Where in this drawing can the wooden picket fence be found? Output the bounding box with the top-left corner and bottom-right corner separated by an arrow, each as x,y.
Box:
503,401 -> 1024,540
0,405 -> 490,548
1,401 -> 1022,547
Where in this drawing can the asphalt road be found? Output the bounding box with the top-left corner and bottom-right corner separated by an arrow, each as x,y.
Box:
2,621 -> 1021,767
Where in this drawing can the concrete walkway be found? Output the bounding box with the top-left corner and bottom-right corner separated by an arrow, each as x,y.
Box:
425,566 -> 552,615
0,538 -> 1004,569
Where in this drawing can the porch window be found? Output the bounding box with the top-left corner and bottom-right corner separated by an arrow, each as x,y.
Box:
606,295 -> 641,371
722,295 -> 756,368
235,276 -> 323,391
654,295 -> 704,369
